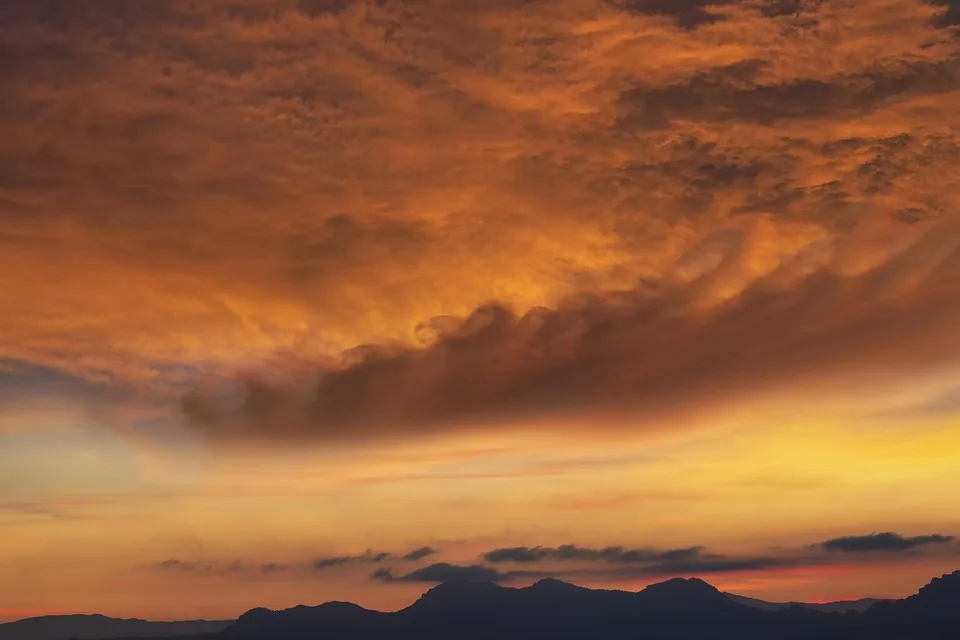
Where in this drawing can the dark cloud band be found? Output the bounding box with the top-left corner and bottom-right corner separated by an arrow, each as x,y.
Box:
822,533 -> 956,553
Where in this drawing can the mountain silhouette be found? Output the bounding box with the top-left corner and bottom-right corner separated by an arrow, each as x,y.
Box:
21,571 -> 960,640
0,614 -> 230,640
636,577 -> 731,606
727,593 -> 886,613
217,571 -> 960,640
861,570 -> 960,638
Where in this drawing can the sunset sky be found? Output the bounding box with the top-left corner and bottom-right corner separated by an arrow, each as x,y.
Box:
2,0 -> 960,623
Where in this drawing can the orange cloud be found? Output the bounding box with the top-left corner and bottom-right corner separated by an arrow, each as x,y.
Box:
182,223 -> 960,441
0,0 -> 957,403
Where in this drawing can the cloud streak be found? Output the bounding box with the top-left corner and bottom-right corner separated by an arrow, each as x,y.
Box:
484,545 -> 703,565
402,547 -> 439,562
372,563 -> 511,584
478,544 -> 795,580
154,546 -> 439,577
313,551 -> 391,570
152,530 -> 958,586
822,533 -> 956,553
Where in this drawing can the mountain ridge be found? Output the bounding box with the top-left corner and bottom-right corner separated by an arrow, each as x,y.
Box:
213,570 -> 960,640
725,592 -> 889,613
0,615 -> 231,640
6,571 -> 958,640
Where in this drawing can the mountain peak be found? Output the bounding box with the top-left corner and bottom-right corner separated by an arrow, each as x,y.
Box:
909,570 -> 960,606
413,580 -> 504,604
639,577 -> 732,610
236,607 -> 273,624
427,579 -> 504,594
405,580 -> 509,618
526,577 -> 583,593
643,577 -> 720,596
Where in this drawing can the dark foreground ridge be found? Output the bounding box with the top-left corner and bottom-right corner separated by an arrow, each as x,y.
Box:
0,615 -> 231,640
224,571 -> 960,640
11,571 -> 960,640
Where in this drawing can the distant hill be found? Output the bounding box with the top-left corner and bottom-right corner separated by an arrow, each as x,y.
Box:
726,592 -> 887,613
0,614 -> 231,640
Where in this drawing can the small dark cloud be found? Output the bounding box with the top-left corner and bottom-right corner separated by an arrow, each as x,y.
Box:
314,550 -> 392,570
157,558 -> 195,571
155,558 -> 248,574
822,533 -> 956,553
483,545 -> 702,565
402,547 -> 439,562
372,563 -> 511,584
313,556 -> 354,569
